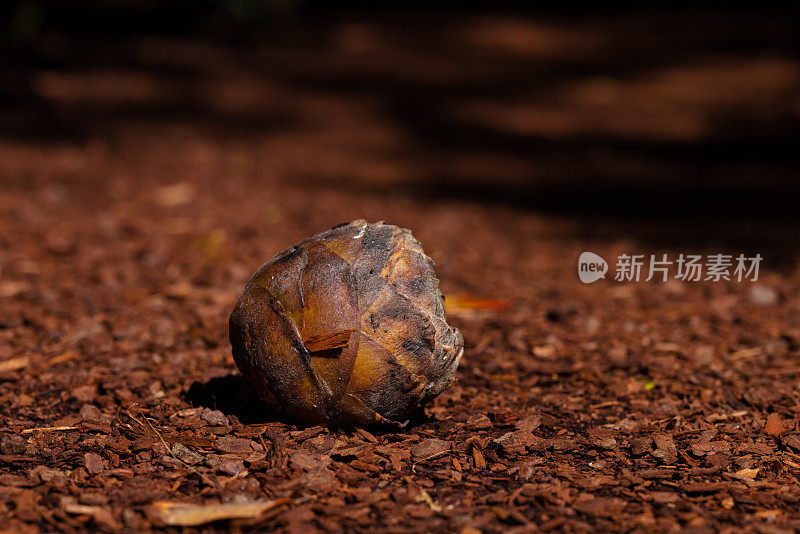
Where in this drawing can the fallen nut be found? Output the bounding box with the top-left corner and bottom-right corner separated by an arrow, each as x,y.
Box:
229,220 -> 463,426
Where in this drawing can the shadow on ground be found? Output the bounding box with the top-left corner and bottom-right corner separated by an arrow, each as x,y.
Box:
185,373 -> 433,431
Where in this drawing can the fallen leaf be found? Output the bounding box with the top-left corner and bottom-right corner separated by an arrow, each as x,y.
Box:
445,295 -> 510,318
735,468 -> 759,479
445,295 -> 510,312
415,489 -> 441,512
21,426 -> 79,434
150,499 -> 290,526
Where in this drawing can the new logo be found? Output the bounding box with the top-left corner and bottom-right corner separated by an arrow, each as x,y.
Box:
578,252 -> 608,283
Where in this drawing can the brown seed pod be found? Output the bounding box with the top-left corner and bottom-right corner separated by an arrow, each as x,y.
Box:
229,220 -> 463,426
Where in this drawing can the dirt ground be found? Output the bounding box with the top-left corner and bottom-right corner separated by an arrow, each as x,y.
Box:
3,10 -> 800,533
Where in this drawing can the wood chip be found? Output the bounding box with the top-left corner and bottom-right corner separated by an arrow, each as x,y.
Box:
61,497 -> 120,530
411,438 -> 451,460
472,445 -> 486,469
765,413 -> 785,437
0,357 -> 30,373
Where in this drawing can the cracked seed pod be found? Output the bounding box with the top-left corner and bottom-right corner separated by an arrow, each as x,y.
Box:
229,220 -> 463,426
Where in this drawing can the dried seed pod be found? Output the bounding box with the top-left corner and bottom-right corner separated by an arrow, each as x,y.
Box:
229,220 -> 463,426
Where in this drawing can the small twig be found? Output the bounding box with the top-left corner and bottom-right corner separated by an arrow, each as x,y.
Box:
21,426 -> 79,434
258,434 -> 272,467
125,404 -> 146,429
138,415 -> 216,488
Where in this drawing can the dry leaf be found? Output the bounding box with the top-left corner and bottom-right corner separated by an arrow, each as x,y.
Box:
150,499 -> 290,526
446,294 -> 510,317
415,489 -> 441,512
735,468 -> 759,479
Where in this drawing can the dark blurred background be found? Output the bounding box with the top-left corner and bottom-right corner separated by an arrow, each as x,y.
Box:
2,1 -> 800,256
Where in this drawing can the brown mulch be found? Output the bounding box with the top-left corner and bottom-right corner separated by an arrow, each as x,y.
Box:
2,11 -> 800,533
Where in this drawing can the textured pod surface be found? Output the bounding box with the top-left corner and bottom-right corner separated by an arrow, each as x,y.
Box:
229,220 -> 464,426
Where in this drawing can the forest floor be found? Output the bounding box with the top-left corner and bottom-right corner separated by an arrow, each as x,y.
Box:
2,10 -> 800,533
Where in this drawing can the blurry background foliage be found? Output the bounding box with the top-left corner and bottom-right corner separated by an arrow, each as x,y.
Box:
4,0 -> 785,47
6,0 -> 302,46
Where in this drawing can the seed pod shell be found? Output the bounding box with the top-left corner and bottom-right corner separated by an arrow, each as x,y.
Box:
229,220 -> 463,426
